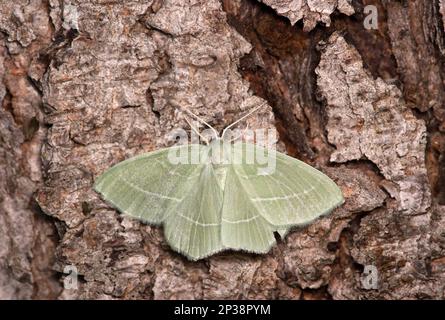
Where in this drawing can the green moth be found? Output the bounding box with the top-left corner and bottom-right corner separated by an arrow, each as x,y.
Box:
94,104 -> 344,260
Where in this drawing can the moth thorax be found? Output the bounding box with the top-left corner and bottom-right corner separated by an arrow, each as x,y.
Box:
208,139 -> 232,165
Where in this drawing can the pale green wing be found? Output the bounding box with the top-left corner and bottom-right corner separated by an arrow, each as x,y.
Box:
163,165 -> 224,260
94,144 -> 204,224
230,143 -> 344,228
94,144 -> 224,260
221,165 -> 276,253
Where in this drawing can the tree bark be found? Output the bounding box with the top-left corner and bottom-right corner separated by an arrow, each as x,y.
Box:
0,0 -> 444,299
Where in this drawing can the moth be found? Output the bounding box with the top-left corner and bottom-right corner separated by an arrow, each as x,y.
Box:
94,103 -> 344,260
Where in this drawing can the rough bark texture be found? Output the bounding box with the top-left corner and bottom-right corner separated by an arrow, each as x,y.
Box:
259,0 -> 354,31
0,0 -> 60,299
1,0 -> 445,299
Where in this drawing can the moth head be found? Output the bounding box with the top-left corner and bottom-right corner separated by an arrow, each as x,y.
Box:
208,138 -> 232,164
174,100 -> 267,146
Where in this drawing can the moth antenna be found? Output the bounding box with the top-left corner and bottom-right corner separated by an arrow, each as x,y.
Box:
222,102 -> 267,139
183,115 -> 210,145
183,109 -> 219,138
227,131 -> 242,143
170,100 -> 219,138
227,123 -> 250,143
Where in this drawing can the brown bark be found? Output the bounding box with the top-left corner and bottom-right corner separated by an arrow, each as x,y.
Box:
0,0 -> 444,299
